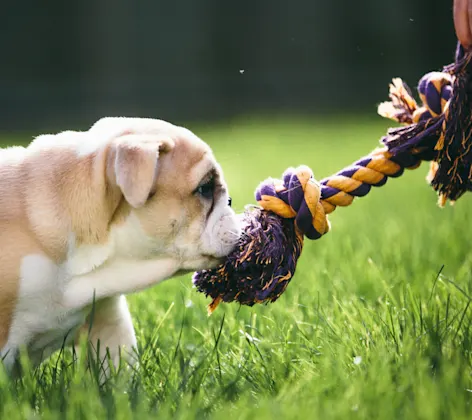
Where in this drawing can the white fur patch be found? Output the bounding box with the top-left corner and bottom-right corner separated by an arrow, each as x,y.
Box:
111,212 -> 162,258
199,194 -> 241,258
66,233 -> 113,276
1,254 -> 86,369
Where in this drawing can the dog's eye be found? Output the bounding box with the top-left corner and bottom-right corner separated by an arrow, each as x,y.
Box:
195,181 -> 214,199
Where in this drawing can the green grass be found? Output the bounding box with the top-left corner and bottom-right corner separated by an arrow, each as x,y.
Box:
1,115 -> 472,419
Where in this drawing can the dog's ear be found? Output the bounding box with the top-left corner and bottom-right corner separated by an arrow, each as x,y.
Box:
107,134 -> 174,208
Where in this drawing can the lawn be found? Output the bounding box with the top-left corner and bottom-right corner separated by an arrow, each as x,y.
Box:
1,114 -> 472,419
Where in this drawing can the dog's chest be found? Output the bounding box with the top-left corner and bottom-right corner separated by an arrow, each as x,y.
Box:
1,254 -> 89,368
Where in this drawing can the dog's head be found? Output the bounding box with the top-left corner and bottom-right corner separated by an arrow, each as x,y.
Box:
90,117 -> 241,270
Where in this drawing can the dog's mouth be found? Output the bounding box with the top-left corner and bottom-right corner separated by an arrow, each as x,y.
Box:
176,254 -> 224,276
201,254 -> 225,268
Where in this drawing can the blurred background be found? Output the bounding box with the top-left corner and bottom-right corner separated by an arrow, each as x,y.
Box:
0,0 -> 458,133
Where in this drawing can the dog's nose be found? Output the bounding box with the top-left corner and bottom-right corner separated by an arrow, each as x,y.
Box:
228,197 -> 232,207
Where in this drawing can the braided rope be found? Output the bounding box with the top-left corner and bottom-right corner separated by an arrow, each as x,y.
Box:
194,45 -> 472,313
255,70 -> 453,240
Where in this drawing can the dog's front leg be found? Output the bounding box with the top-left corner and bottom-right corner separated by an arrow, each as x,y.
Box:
65,258 -> 181,381
77,294 -> 137,381
64,257 -> 180,309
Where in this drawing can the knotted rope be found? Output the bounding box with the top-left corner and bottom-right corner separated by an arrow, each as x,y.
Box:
255,149 -> 420,241
193,42 -> 472,314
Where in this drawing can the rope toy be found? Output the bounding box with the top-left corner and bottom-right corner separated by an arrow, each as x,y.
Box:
193,42 -> 472,314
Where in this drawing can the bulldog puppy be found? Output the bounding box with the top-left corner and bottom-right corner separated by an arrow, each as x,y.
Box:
0,117 -> 240,376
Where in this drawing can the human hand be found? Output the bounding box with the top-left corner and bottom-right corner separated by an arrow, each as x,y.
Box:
454,0 -> 472,49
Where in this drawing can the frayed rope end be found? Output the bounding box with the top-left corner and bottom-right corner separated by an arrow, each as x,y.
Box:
379,42 -> 472,205
192,206 -> 303,314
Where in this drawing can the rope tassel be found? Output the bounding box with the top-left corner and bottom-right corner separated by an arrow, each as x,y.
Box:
379,42 -> 472,205
193,42 -> 472,314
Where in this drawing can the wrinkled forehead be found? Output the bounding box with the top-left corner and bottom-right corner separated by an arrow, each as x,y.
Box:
158,128 -> 224,188
176,134 -> 219,178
